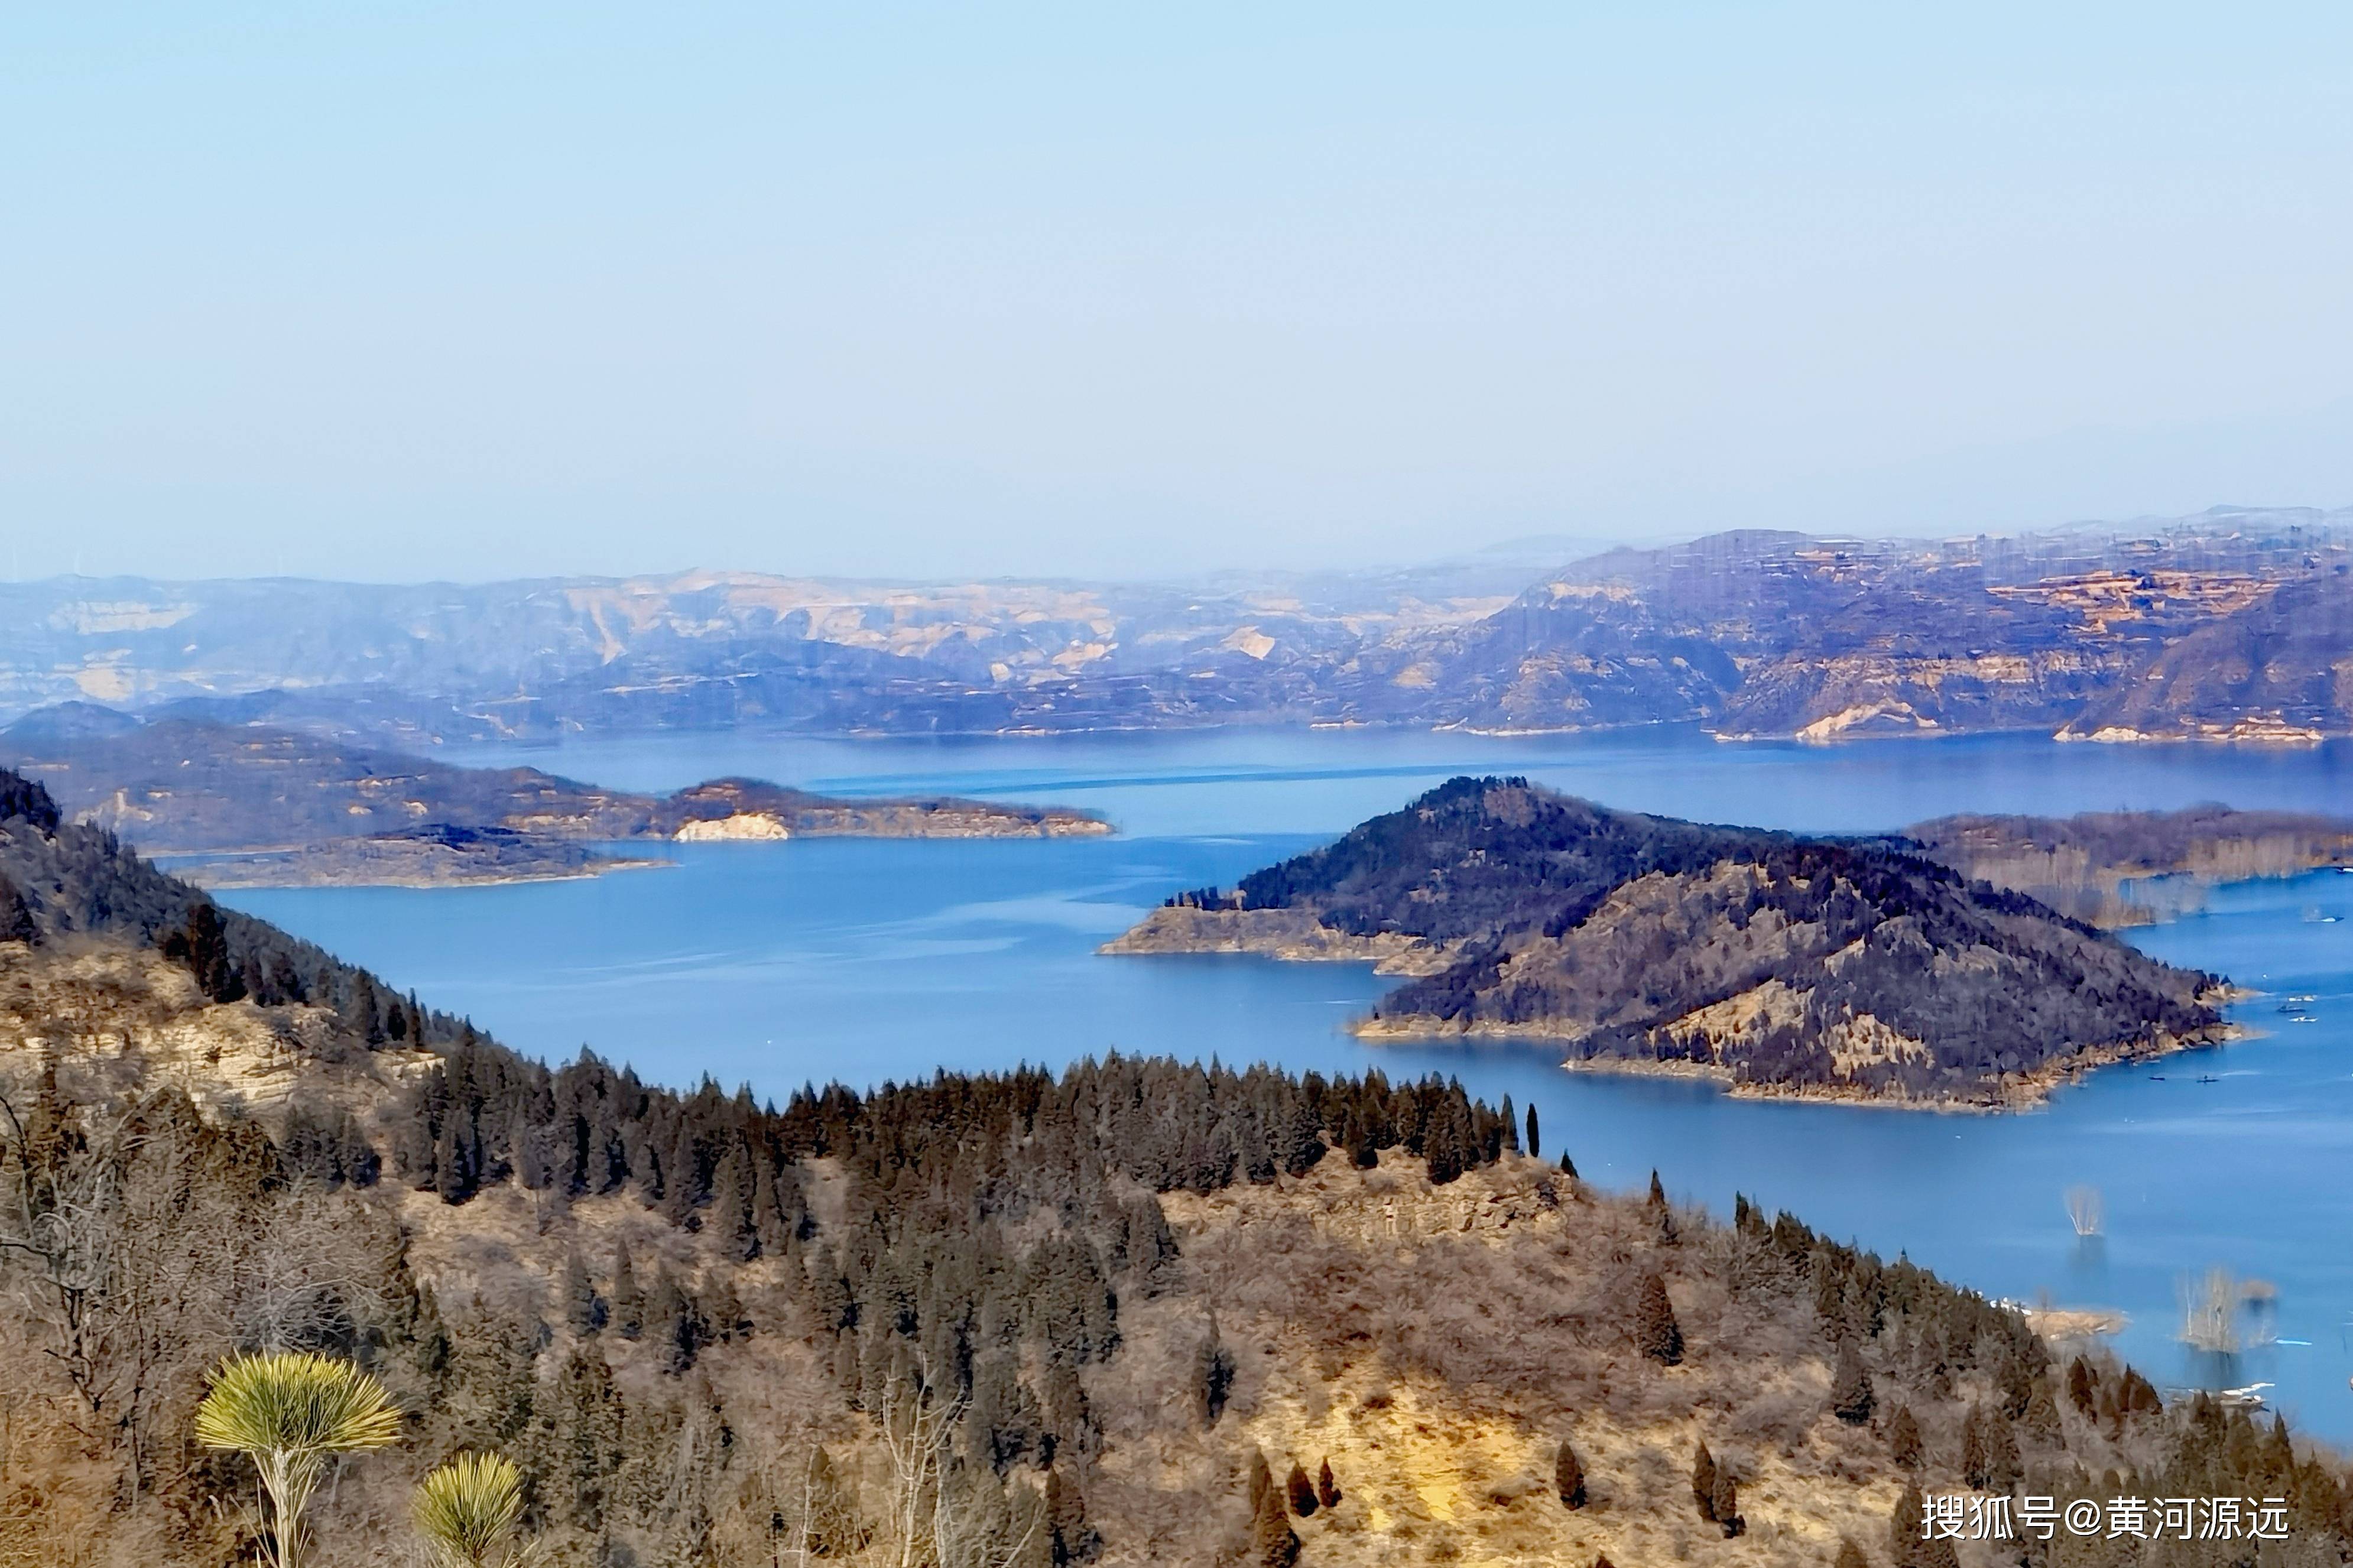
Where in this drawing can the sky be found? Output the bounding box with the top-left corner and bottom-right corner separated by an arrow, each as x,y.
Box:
4,4 -> 2351,583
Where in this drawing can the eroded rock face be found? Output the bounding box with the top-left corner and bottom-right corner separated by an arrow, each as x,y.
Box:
672,811 -> 791,841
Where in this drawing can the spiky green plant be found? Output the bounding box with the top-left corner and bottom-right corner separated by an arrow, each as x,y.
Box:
195,1351 -> 403,1568
413,1452 -> 534,1568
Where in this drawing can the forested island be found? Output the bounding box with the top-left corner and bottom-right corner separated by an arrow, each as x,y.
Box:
1108,778 -> 2237,1107
0,707 -> 1108,885
1,763 -> 2341,1567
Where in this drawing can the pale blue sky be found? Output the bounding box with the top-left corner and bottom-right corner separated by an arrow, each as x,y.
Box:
4,4 -> 2349,582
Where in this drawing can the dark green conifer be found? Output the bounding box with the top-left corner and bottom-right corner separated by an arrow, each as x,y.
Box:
1691,1439 -> 1717,1520
612,1249 -> 644,1340
1286,1462 -> 1316,1517
1711,1468 -> 1742,1537
1524,1102 -> 1539,1159
1888,1404 -> 1922,1469
1555,1440 -> 1586,1508
1315,1458 -> 1340,1510
563,1247 -> 607,1335
1890,1478 -> 1924,1568
1637,1272 -> 1683,1365
1193,1320 -> 1236,1425
2065,1354 -> 2096,1414
1248,1460 -> 1300,1568
1832,1338 -> 1875,1425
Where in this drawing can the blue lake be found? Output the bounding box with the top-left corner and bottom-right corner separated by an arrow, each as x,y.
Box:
219,727 -> 2353,1436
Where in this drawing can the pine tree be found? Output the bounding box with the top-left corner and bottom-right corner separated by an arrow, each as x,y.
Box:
1647,1169 -> 1666,1210
1043,1463 -> 1094,1566
1248,1463 -> 1300,1568
1246,1450 -> 1274,1518
1832,1338 -> 1875,1425
1559,1151 -> 1577,1178
1890,1479 -> 1924,1568
1691,1440 -> 1717,1521
1498,1095 -> 1518,1153
612,1250 -> 644,1340
1315,1459 -> 1340,1510
1961,1404 -> 1989,1489
2065,1355 -> 2096,1414
1982,1407 -> 2021,1492
706,1271 -> 747,1342
547,1345 -> 624,1530
1555,1440 -> 1586,1509
1193,1321 -> 1236,1425
1524,1102 -> 1539,1159
1286,1462 -> 1316,1517
563,1248 -> 607,1335
1888,1404 -> 1922,1469
1711,1468 -> 1742,1537
2023,1379 -> 2063,1444
1636,1272 -> 1683,1365
709,1145 -> 760,1261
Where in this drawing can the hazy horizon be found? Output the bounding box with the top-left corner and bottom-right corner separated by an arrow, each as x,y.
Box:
8,5 -> 2349,583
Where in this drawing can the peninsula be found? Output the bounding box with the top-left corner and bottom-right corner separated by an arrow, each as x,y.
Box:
0,707 -> 1109,885
1106,778 -> 2234,1107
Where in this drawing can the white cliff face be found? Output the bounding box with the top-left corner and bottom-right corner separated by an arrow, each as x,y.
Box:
671,812 -> 791,841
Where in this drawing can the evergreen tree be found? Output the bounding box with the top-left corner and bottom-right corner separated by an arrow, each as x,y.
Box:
1554,1440 -> 1586,1509
612,1250 -> 644,1340
1559,1151 -> 1577,1178
1193,1320 -> 1237,1426
547,1345 -> 624,1530
1286,1462 -> 1316,1517
1498,1095 -> 1518,1153
1711,1468 -> 1742,1538
1524,1102 -> 1539,1160
563,1248 -> 608,1335
1890,1479 -> 1924,1568
1647,1168 -> 1666,1210
1981,1407 -> 2021,1492
1246,1450 -> 1274,1520
1248,1463 -> 1300,1568
708,1145 -> 760,1261
2023,1379 -> 2063,1443
1832,1339 -> 1875,1425
706,1271 -> 747,1341
1888,1404 -> 1922,1470
1691,1440 -> 1717,1521
1636,1272 -> 1683,1365
1043,1464 -> 1095,1566
1315,1459 -> 1340,1511
2065,1355 -> 2096,1414
0,875 -> 37,946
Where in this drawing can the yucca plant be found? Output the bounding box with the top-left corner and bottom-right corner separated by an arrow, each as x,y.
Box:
196,1351 -> 403,1568
413,1452 -> 535,1568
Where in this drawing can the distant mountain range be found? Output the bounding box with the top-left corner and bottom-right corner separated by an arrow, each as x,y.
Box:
1107,778 -> 2245,1106
4,504 -> 2349,744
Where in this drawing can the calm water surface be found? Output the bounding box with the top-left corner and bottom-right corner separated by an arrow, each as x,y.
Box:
220,729 -> 2353,1436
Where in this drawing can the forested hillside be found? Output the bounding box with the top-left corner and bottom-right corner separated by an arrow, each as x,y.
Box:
1,765 -> 2339,1567
1113,779 -> 2230,1105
